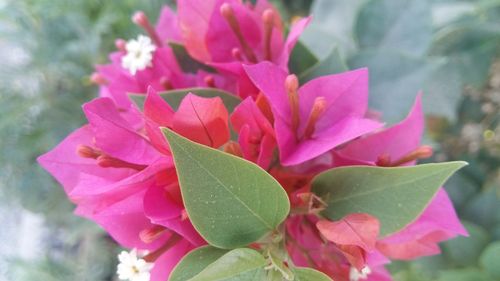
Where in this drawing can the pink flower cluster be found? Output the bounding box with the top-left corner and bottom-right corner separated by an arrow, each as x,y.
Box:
38,1 -> 466,280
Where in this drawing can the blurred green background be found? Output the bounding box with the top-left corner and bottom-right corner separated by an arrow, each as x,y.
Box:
0,0 -> 498,280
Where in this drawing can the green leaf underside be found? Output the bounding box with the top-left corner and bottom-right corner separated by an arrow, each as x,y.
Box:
298,46 -> 348,84
129,87 -> 241,112
162,128 -> 290,249
169,246 -> 228,281
187,248 -> 267,281
312,162 -> 467,237
294,267 -> 333,281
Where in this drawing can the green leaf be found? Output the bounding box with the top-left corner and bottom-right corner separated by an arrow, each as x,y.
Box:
301,0 -> 366,56
162,128 -> 290,249
169,42 -> 214,73
188,248 -> 267,281
289,40 -> 319,76
129,87 -> 241,112
169,246 -> 228,281
479,241 -> 500,279
442,221 -> 490,266
298,47 -> 348,84
355,0 -> 432,56
349,50 -> 439,123
312,162 -> 467,237
437,268 -> 491,281
294,267 -> 333,281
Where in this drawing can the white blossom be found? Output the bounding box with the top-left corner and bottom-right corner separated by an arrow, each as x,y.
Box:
350,266 -> 371,281
121,35 -> 156,75
116,249 -> 153,281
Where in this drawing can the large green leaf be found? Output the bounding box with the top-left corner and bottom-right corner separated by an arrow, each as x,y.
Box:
312,162 -> 467,237
162,128 -> 290,249
129,87 -> 241,112
169,246 -> 228,281
294,267 -> 333,281
298,47 -> 348,84
188,248 -> 267,281
349,50 -> 439,123
355,0 -> 432,56
301,0 -> 366,57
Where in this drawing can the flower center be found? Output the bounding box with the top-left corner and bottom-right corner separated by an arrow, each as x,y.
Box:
77,145 -> 147,171
376,145 -> 433,167
303,97 -> 326,139
285,74 -> 300,137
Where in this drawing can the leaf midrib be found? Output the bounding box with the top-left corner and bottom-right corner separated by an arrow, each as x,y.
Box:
324,166 -> 456,204
169,134 -> 273,230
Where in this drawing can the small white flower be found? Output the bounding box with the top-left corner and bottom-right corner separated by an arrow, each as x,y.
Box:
116,249 -> 153,281
349,266 -> 371,281
121,35 -> 156,75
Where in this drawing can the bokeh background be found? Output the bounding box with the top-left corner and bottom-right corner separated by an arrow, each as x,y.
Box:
0,0 -> 498,280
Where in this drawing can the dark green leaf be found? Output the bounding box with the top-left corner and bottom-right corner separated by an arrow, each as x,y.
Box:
188,248 -> 267,281
169,246 -> 228,281
312,162 -> 467,237
289,40 -> 318,76
162,128 -> 290,249
169,42 -> 214,73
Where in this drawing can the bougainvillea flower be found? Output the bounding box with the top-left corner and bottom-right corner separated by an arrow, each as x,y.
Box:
333,94 -> 467,259
177,0 -> 310,98
286,215 -> 390,281
92,6 -> 197,109
172,93 -> 230,148
317,213 -> 380,270
38,96 -> 210,281
244,61 -> 382,166
178,0 -> 309,66
230,97 -> 276,169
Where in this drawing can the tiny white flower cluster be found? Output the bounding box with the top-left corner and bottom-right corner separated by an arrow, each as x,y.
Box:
117,249 -> 153,281
350,266 -> 371,281
121,35 -> 156,75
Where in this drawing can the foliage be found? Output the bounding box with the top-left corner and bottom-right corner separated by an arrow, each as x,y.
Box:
1,0 -> 499,280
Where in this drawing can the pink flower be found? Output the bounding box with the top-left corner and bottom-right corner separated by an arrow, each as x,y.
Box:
334,94 -> 467,260
244,61 -> 382,166
38,92 -> 234,280
92,7 -> 197,108
317,213 -> 380,270
177,0 -> 310,98
230,96 -> 276,169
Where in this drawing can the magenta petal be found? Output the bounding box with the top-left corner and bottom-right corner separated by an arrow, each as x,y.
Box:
144,86 -> 175,127
156,6 -> 182,42
37,126 -> 135,197
276,16 -> 311,68
281,116 -> 382,165
337,94 -> 424,164
378,188 -> 467,259
150,239 -> 193,281
75,189 -> 166,250
177,0 -> 217,62
83,98 -> 160,165
143,184 -> 205,246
